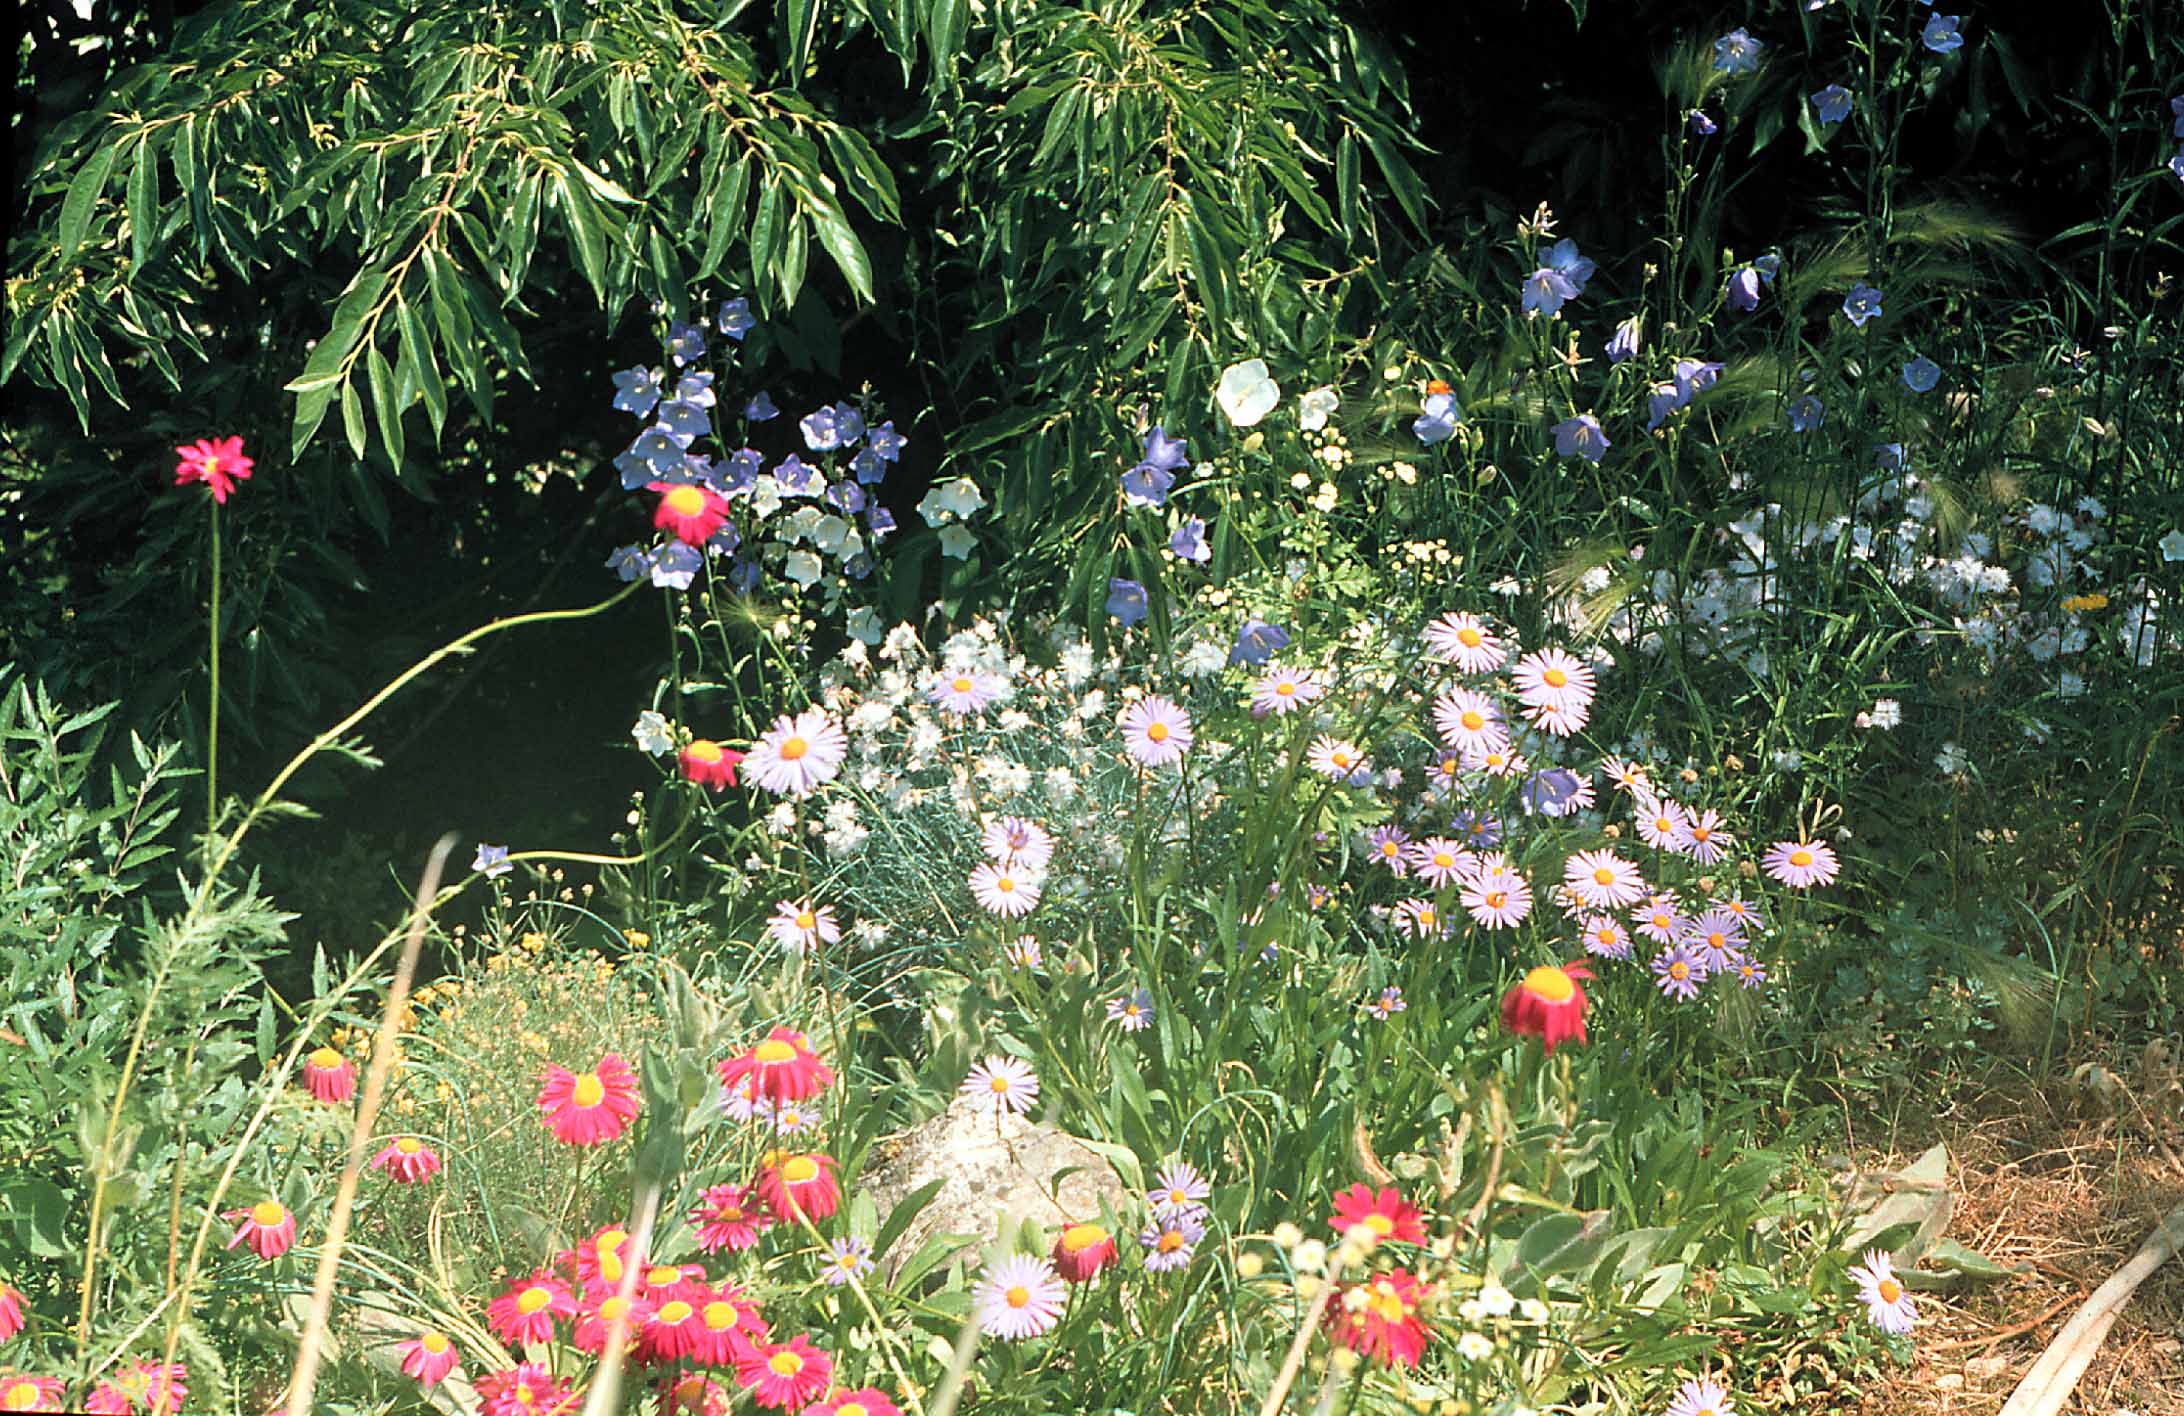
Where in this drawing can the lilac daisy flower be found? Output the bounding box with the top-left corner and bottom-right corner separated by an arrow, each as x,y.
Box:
1364,825 -> 1413,876
969,862 -> 1041,918
1422,612 -> 1508,673
1681,807 -> 1733,864
1652,945 -> 1706,1000
1251,666 -> 1324,716
982,816 -> 1055,872
821,1236 -> 874,1286
1118,696 -> 1192,767
1665,1378 -> 1736,1416
1761,839 -> 1841,888
962,1057 -> 1040,1119
767,898 -> 841,956
1367,985 -> 1408,1020
1139,1211 -> 1207,1272
1848,1250 -> 1917,1333
1107,989 -> 1156,1032
1407,838 -> 1476,889
974,1255 -> 1066,1340
928,670 -> 1006,716
1305,736 -> 1371,784
1003,935 -> 1043,968
1148,1162 -> 1213,1220
746,709 -> 849,797
1634,893 -> 1685,945
1451,809 -> 1502,848
1683,908 -> 1748,973
1580,916 -> 1633,961
1730,957 -> 1768,989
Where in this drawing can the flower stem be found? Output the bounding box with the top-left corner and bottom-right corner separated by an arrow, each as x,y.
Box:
207,502 -> 221,850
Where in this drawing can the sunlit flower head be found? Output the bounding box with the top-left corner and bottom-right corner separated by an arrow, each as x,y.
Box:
1393,897 -> 1445,939
1325,1267 -> 1430,1368
1052,1223 -> 1120,1283
537,1054 -> 641,1146
1407,837 -> 1476,889
746,709 -> 849,798
767,898 -> 841,956
398,1332 -> 460,1387
1431,689 -> 1507,755
174,436 -> 254,503
961,1056 -> 1040,1119
1682,908 -> 1747,972
1106,989 -> 1156,1032
718,1027 -> 834,1105
754,1150 -> 841,1223
652,482 -> 732,547
1664,1377 -> 1735,1416
1634,796 -> 1692,851
1848,1249 -> 1917,1334
1367,985 -> 1407,1020
1579,915 -> 1632,960
1117,696 -> 1193,768
1422,612 -> 1508,673
224,1200 -> 297,1261
1305,736 -> 1371,784
1511,648 -> 1596,718
1148,1161 -> 1212,1221
1365,825 -> 1412,875
485,1272 -> 576,1347
806,1389 -> 902,1416
820,1236 -> 876,1288
1139,1210 -> 1207,1272
0,1375 -> 63,1412
1680,808 -> 1733,864
927,671 -> 1005,717
84,1362 -> 187,1416
302,1046 -> 356,1104
1500,962 -> 1593,1053
656,1374 -> 731,1416
566,1223 -> 642,1288
475,1362 -> 575,1416
371,1136 -> 442,1184
1563,849 -> 1648,909
1633,893 -> 1684,944
1329,1183 -> 1427,1245
1651,946 -> 1705,1001
1252,666 -> 1326,716
1762,839 -> 1840,889
680,739 -> 745,790
981,816 -> 1055,872
1460,869 -> 1533,929
968,861 -> 1042,917
973,1255 -> 1066,1341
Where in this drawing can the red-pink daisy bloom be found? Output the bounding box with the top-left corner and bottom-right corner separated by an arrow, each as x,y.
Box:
639,1296 -> 708,1363
689,1183 -> 774,1254
691,1286 -> 769,1366
396,1332 -> 460,1386
485,1271 -> 576,1346
565,1224 -> 642,1288
0,1375 -> 63,1412
1563,848 -> 1648,909
474,1362 -> 574,1416
1421,612 -> 1507,673
173,436 -> 253,503
717,1028 -> 834,1105
1328,1183 -> 1428,1245
651,482 -> 732,546
1117,696 -> 1192,768
0,1284 -> 23,1341
754,1151 -> 840,1223
537,1053 -> 641,1146
1051,1223 -> 1119,1283
84,1361 -> 187,1415
570,1289 -> 650,1356
1761,839 -> 1841,889
370,1136 -> 442,1183
805,1387 -> 905,1416
733,1335 -> 834,1411
224,1200 -> 297,1261
1325,1267 -> 1431,1367
680,739 -> 745,790
657,1373 -> 733,1416
1501,962 -> 1594,1054
640,1263 -> 711,1304
302,1046 -> 356,1103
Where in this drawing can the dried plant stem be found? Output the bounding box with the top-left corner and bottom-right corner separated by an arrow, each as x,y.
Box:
1256,1252 -> 1346,1416
282,835 -> 456,1416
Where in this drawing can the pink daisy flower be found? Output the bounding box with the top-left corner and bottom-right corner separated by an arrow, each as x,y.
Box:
1664,1378 -> 1735,1416
1847,1249 -> 1917,1334
1762,839 -> 1840,889
474,1363 -> 574,1416
973,1255 -> 1067,1341
396,1332 -> 460,1386
1460,866 -> 1533,929
370,1136 -> 442,1183
717,1027 -> 834,1105
1392,898 -> 1446,939
1510,648 -> 1596,717
0,1283 -> 27,1341
658,1374 -> 732,1416
962,1057 -> 1040,1119
1421,612 -> 1508,673
1424,749 -> 1467,795
1634,893 -> 1686,945
173,436 -> 253,503
570,1289 -> 651,1356
486,1271 -> 576,1346
536,1054 -> 641,1146
767,899 -> 841,956
927,671 -> 1005,716
1681,807 -> 1733,864
1634,796 -> 1692,851
734,1334 -> 834,1410
1305,735 -> 1370,783
1431,689 -> 1508,755
565,1223 -> 641,1288
981,816 -> 1055,871
1563,849 -> 1647,909
1252,666 -> 1325,716
84,1362 -> 187,1416
1598,755 -> 1653,796
1117,696 -> 1192,767
1683,908 -> 1747,971
969,862 -> 1041,917
806,1388 -> 903,1416
224,1200 -> 297,1261
1718,895 -> 1768,931
690,1287 -> 768,1366
1651,945 -> 1705,1000
302,1046 -> 356,1103
1464,742 -> 1526,778
745,709 -> 849,798
1579,915 -> 1632,959
638,1297 -> 708,1364
1406,837 -> 1477,888
0,1374 -> 63,1412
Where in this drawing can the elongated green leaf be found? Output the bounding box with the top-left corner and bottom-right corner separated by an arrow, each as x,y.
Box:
694,157 -> 749,283
776,211 -> 809,308
554,173 -> 610,303
340,380 -> 367,460
749,174 -> 782,302
58,142 -> 120,263
127,133 -> 158,271
284,266 -> 388,394
809,206 -> 872,303
784,0 -> 819,81
366,342 -> 405,468
292,383 -> 336,460
397,298 -> 446,438
819,125 -> 900,223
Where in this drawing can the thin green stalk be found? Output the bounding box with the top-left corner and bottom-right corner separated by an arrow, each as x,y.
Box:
206,502 -> 220,849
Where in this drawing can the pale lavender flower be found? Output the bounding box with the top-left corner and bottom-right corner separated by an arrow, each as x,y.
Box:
1107,989 -> 1156,1032
1652,945 -> 1706,1000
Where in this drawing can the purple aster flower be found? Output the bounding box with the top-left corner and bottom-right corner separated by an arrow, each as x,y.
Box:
799,406 -> 844,452
605,544 -> 651,582
1689,109 -> 1719,136
650,542 -> 703,591
1149,1162 -> 1213,1220
1139,1210 -> 1206,1272
1902,355 -> 1942,393
1788,394 -> 1825,432
1107,988 -> 1156,1032
1713,28 -> 1764,74
1413,390 -> 1460,445
744,390 -> 779,421
1606,317 -> 1642,364
1451,809 -> 1502,848
1170,516 -> 1211,565
1121,462 -> 1175,508
1364,824 -> 1413,875
865,505 -> 897,541
1651,945 -> 1705,1000
612,366 -> 664,417
1813,85 -> 1854,125
666,320 -> 707,367
774,455 -> 819,496
1921,14 -> 1964,54
1727,266 -> 1764,312
657,397 -> 711,443
1107,578 -> 1149,627
1842,283 -> 1884,327
826,481 -> 867,514
1552,414 -> 1610,463
1367,985 -> 1407,1019
868,420 -> 906,462
717,298 -> 754,339
1230,618 -> 1290,667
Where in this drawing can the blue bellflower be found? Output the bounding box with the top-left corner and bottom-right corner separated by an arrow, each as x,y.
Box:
827,480 -> 867,514
651,543 -> 703,590
1170,516 -> 1211,564
1230,619 -> 1291,667
606,544 -> 651,581
1842,283 -> 1884,327
800,407 -> 844,452
1606,317 -> 1642,364
867,421 -> 907,462
656,398 -> 711,443
850,448 -> 887,484
1787,394 -> 1825,432
830,403 -> 866,447
1552,414 -> 1611,463
1689,109 -> 1719,136
1121,463 -> 1175,508
675,371 -> 716,408
631,425 -> 694,475
717,298 -> 755,339
1647,384 -> 1684,431
707,522 -> 740,557
1107,578 -> 1149,627
666,320 -> 707,367
744,390 -> 779,421
1413,390 -> 1460,445
1874,443 -> 1907,471
473,843 -> 512,878
774,455 -> 819,496
865,505 -> 897,541
612,366 -> 664,417
1139,427 -> 1188,473
1813,85 -> 1854,125
1714,28 -> 1764,74
1921,14 -> 1964,53
1674,359 -> 1725,402
1727,267 -> 1764,312
1902,355 -> 1942,393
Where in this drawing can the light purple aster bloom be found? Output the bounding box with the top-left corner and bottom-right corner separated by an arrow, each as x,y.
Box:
1902,355 -> 1942,393
613,365 -> 665,417
666,320 -> 706,367
820,1234 -> 874,1286
774,455 -> 819,496
1365,824 -> 1413,876
1728,266 -> 1764,312
1813,84 -> 1854,125
1714,28 -> 1764,74
606,544 -> 651,582
1139,1211 -> 1207,1272
1121,462 -> 1175,508
1451,809 -> 1502,848
1689,109 -> 1719,136
799,406 -> 844,452
1230,618 -> 1291,667
1413,390 -> 1460,444
1107,988 -> 1156,1031
1921,13 -> 1964,53
717,298 -> 755,339
1148,1161 -> 1213,1220
1788,394 -> 1825,432
1606,317 -> 1642,364
744,390 -> 779,421
1170,516 -> 1210,564
1552,414 -> 1610,463
1107,578 -> 1149,627
1367,985 -> 1408,1019
1653,944 -> 1709,999
1842,283 -> 1884,327
650,542 -> 703,591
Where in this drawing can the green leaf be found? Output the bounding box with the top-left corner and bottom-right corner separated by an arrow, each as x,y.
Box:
875,1177 -> 947,1259
784,0 -> 820,80
340,380 -> 368,461
366,342 -> 405,469
749,175 -> 782,305
820,125 -> 901,224
776,211 -> 809,308
1336,131 -> 1360,241
554,173 -> 610,304
284,266 -> 388,394
292,384 -> 336,460
695,156 -> 750,283
396,297 -> 447,438
127,132 -> 159,271
925,0 -> 965,90
58,141 -> 120,263
810,206 -> 873,303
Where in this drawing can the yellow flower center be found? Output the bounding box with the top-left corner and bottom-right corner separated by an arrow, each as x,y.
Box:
1332,752 -> 1351,768
251,1200 -> 286,1226
989,1076 -> 1012,1093
1159,1229 -> 1186,1252
310,1047 -> 343,1069
1276,682 -> 1295,696
688,739 -> 722,763
1458,627 -> 1482,647
781,1155 -> 820,1184
514,1381 -> 537,1406
1061,1223 -> 1109,1253
995,875 -> 1016,893
1005,1285 -> 1031,1309
573,1072 -> 606,1108
1485,891 -> 1506,909
1877,1278 -> 1902,1303
1523,966 -> 1575,1003
517,1287 -> 551,1314
201,455 -> 222,474
953,676 -> 973,693
780,735 -> 809,761
1790,849 -> 1814,867
656,1301 -> 693,1324
839,1404 -> 870,1416
664,486 -> 707,516
420,1332 -> 450,1354
602,1296 -> 631,1320
1707,932 -> 1727,951
1543,668 -> 1568,688
1365,1284 -> 1408,1322
702,1301 -> 738,1330
1364,1213 -> 1394,1237
1692,826 -> 1711,842
753,1039 -> 798,1063
768,1351 -> 805,1377
1147,721 -> 1170,742
795,909 -> 816,930
648,1266 -> 681,1286
1593,867 -> 1615,886
1380,843 -> 1399,857
1461,710 -> 1485,731
1434,852 -> 1454,868
1596,929 -> 1617,946
396,1137 -> 423,1154
3,1381 -> 40,1410
1669,962 -> 1689,980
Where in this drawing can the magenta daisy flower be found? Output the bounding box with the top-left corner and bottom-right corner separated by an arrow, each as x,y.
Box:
1579,915 -> 1632,960
969,862 -> 1041,917
767,899 -> 841,956
982,816 -> 1055,871
1633,796 -> 1692,851
927,670 -> 1005,716
1422,612 -> 1508,673
962,1056 -> 1040,1119
974,1255 -> 1067,1341
1664,1378 -> 1736,1416
1306,735 -> 1371,783
1651,945 -> 1705,1000
1634,893 -> 1686,945
1848,1250 -> 1917,1334
1431,689 -> 1507,756
1252,666 -> 1325,716
746,709 -> 849,797
1460,862 -> 1533,929
1511,648 -> 1596,717
1762,839 -> 1840,888
1118,696 -> 1193,768
1406,837 -> 1477,888
1681,807 -> 1733,864
1563,849 -> 1647,909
